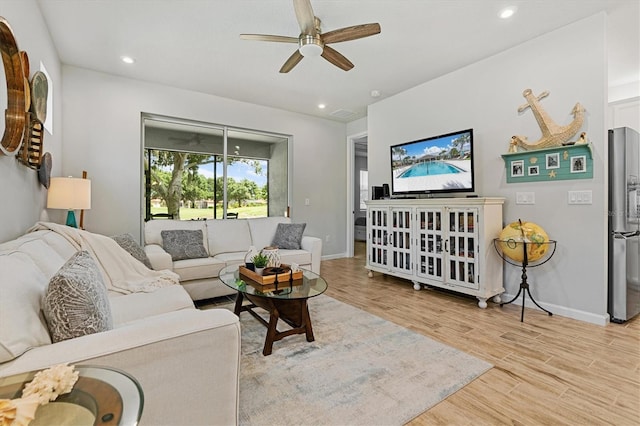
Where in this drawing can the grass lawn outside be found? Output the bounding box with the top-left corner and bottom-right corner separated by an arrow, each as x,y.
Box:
151,206 -> 267,220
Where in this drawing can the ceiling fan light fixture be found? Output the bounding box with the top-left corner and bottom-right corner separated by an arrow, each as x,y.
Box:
299,35 -> 323,57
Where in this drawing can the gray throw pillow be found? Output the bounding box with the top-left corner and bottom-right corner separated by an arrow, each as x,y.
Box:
111,233 -> 153,269
42,251 -> 113,343
272,223 -> 306,249
161,229 -> 208,261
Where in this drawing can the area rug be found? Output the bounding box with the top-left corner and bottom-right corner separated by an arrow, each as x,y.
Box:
227,295 -> 492,426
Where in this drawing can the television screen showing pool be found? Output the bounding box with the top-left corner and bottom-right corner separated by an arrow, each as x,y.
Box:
390,129 -> 475,196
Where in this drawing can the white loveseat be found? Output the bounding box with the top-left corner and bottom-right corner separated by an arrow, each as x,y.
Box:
0,223 -> 240,425
144,216 -> 323,301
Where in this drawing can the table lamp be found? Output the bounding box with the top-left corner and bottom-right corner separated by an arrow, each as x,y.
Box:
47,176 -> 91,227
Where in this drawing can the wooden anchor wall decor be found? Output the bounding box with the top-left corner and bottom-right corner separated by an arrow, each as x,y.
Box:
502,88 -> 592,183
510,89 -> 585,151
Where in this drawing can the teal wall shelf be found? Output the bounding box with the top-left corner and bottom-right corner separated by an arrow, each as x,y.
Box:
501,144 -> 593,183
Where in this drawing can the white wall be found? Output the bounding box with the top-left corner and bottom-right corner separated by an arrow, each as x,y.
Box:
61,67 -> 347,255
0,0 -> 63,242
609,98 -> 640,131
368,14 -> 608,324
607,0 -> 640,103
347,117 -> 367,136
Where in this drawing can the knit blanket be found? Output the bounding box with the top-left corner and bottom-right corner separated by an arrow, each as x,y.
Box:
28,222 -> 179,294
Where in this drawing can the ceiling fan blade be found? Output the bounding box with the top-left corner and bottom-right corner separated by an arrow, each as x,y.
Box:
321,45 -> 354,71
322,23 -> 381,44
294,0 -> 317,35
279,50 -> 304,73
240,34 -> 298,43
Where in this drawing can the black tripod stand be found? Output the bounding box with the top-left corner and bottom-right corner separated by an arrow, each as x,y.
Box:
494,238 -> 557,322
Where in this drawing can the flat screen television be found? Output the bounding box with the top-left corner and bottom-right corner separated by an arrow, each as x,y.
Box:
390,128 -> 474,196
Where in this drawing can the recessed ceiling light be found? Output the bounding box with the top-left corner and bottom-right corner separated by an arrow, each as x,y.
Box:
499,7 -> 517,19
318,104 -> 326,109
121,56 -> 135,64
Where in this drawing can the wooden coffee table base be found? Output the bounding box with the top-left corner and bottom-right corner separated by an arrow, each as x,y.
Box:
234,292 -> 315,356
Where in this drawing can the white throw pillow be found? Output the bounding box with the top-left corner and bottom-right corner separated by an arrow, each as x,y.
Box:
0,252 -> 52,363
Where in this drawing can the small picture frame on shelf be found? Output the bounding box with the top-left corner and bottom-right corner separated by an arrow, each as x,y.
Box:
546,152 -> 560,169
570,155 -> 586,173
528,165 -> 539,176
511,160 -> 524,177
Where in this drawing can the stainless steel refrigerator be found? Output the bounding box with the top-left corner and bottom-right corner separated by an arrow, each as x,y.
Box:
608,127 -> 640,323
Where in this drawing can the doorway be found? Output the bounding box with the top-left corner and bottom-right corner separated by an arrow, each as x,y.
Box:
346,132 -> 368,258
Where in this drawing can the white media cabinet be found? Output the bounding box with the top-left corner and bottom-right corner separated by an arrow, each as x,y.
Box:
365,197 -> 505,308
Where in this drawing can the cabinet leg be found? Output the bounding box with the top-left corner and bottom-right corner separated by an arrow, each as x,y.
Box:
412,281 -> 421,291
477,297 -> 488,309
492,294 -> 502,304
367,270 -> 374,278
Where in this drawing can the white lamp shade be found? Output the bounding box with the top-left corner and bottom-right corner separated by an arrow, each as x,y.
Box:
47,177 -> 91,210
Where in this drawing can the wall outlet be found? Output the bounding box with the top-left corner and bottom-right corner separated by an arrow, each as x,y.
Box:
325,234 -> 330,242
304,198 -> 310,206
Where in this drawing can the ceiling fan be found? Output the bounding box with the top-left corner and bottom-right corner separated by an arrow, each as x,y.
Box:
240,0 -> 381,73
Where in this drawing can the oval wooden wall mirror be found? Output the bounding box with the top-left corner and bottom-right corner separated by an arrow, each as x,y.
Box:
0,17 -> 26,156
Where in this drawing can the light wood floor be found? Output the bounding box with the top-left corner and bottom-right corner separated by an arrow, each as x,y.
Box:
319,241 -> 640,425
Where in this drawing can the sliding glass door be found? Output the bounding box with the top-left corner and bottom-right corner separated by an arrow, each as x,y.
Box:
142,114 -> 289,221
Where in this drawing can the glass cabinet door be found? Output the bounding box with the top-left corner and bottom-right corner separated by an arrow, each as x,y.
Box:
416,208 -> 444,282
389,208 -> 412,274
368,207 -> 388,268
446,208 -> 478,289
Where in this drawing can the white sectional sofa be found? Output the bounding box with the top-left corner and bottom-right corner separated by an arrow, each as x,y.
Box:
144,216 -> 323,301
0,223 -> 240,425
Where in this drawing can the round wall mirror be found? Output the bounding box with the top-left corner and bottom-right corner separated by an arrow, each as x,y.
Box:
0,17 -> 26,156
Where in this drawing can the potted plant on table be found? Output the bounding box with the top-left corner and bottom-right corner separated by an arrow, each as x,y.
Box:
252,253 -> 269,276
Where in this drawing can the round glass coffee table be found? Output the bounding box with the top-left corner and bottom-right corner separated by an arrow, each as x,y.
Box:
219,264 -> 328,355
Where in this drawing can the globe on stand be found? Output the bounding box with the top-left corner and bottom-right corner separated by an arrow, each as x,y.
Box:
494,219 -> 556,322
497,220 -> 550,263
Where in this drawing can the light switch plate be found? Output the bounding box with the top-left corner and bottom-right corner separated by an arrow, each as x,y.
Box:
568,190 -> 592,204
516,192 -> 535,204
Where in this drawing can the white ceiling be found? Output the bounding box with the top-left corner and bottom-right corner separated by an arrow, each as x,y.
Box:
36,0 -> 639,122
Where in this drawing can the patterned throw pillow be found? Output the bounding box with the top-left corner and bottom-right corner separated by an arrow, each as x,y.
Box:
161,229 -> 209,261
111,233 -> 153,269
42,251 -> 113,343
271,223 -> 306,250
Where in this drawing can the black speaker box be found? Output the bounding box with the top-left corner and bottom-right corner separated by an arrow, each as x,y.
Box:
372,186 -> 384,200
382,183 -> 390,198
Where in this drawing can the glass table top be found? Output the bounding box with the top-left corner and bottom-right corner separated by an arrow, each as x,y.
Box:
219,264 -> 327,300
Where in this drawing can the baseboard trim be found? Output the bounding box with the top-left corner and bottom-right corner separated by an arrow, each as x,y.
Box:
321,252 -> 347,261
500,292 -> 610,326
317,253 -> 611,326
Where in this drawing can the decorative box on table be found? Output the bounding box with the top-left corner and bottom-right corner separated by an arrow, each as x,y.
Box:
239,265 -> 303,283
